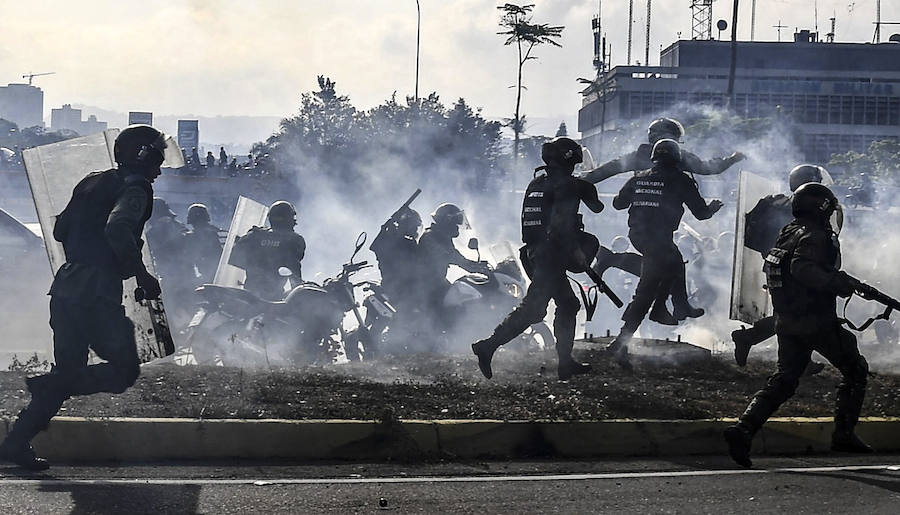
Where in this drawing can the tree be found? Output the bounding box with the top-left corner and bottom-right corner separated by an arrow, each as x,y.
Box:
555,121 -> 568,137
497,3 -> 563,164
828,139 -> 900,187
255,78 -> 503,195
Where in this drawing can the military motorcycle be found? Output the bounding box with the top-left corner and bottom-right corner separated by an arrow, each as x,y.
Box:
441,239 -> 554,352
365,239 -> 554,355
184,233 -> 376,366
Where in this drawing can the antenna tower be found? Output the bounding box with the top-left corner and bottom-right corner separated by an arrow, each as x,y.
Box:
592,0 -> 604,72
691,0 -> 713,40
827,16 -> 836,43
627,0 -> 634,64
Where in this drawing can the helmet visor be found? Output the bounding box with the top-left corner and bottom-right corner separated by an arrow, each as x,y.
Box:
152,133 -> 185,168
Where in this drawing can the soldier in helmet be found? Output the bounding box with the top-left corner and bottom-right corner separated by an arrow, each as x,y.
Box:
145,197 -> 190,325
732,164 -> 834,370
473,137 -> 604,381
183,203 -> 224,287
608,139 -> 724,369
370,206 -> 423,311
583,117 -> 744,321
0,125 -> 178,470
229,200 -> 305,301
724,183 -> 872,468
417,202 -> 490,318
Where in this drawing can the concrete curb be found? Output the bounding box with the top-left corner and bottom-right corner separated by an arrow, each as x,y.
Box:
3,417 -> 899,461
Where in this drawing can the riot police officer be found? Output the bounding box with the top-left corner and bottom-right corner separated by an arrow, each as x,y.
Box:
608,139 -> 723,368
370,206 -> 423,310
0,125 -> 173,470
417,203 -> 489,314
732,164 -> 832,367
724,183 -> 872,468
583,117 -> 744,321
183,203 -> 224,286
229,200 -> 305,301
473,137 -> 604,381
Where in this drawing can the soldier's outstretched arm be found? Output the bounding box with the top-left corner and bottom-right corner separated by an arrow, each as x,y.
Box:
580,154 -> 631,184
682,175 -> 723,220
681,149 -> 745,176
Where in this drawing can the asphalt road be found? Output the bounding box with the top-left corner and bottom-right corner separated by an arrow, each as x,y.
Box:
0,455 -> 898,514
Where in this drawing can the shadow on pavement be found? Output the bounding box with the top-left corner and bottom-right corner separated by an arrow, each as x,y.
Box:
782,469 -> 900,495
38,483 -> 201,514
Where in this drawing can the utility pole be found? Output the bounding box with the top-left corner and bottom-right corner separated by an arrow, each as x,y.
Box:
645,0 -> 652,67
415,0 -> 421,101
827,16 -> 836,43
727,0 -> 739,107
874,0 -> 881,43
773,20 -> 787,42
627,0 -> 634,64
750,0 -> 757,41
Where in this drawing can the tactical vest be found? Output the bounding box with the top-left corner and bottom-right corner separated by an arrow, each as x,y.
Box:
55,169 -> 152,275
521,174 -> 553,245
626,166 -> 686,234
763,221 -> 839,319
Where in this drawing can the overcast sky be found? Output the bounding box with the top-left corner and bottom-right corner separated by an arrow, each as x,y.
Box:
3,0 -> 898,137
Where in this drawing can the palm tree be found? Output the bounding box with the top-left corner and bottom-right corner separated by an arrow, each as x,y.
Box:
497,3 -> 563,163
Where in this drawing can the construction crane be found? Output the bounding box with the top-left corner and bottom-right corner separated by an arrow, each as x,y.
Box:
22,72 -> 55,86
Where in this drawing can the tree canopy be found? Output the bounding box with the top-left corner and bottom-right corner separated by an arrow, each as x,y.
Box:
254,76 -> 503,196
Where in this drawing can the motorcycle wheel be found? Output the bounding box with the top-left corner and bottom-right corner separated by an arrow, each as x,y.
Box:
520,322 -> 554,351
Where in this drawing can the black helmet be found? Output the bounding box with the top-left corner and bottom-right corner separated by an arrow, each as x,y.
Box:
648,118 -> 685,144
114,125 -> 165,168
788,164 -> 831,192
152,197 -> 176,219
398,208 -> 422,234
431,203 -> 465,225
186,203 -> 210,225
792,182 -> 838,220
268,200 -> 297,228
540,137 -> 583,168
651,138 -> 682,164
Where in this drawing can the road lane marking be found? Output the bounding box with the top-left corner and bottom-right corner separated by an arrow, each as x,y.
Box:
0,464 -> 898,486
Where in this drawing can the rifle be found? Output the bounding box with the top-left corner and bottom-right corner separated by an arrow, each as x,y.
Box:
387,188 -> 422,224
841,274 -> 900,331
586,268 -> 624,308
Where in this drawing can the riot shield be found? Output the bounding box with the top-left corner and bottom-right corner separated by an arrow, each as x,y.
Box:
212,195 -> 269,288
22,130 -> 175,362
730,170 -> 780,324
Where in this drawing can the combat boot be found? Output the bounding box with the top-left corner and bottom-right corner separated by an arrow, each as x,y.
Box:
723,424 -> 753,468
607,333 -> 633,371
649,304 -> 678,326
731,327 -> 752,367
0,439 -> 49,471
558,359 -> 591,381
472,338 -> 500,379
673,304 -> 704,321
831,431 -> 873,453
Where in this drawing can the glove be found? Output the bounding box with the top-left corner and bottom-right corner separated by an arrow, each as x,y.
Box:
832,271 -> 855,298
136,270 -> 162,301
708,199 -> 724,214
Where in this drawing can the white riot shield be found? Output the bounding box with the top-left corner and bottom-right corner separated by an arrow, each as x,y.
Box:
212,196 -> 269,288
23,130 -> 175,362
730,170 -> 780,324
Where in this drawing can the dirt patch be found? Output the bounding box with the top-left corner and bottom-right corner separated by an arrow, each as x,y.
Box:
1,346 -> 898,421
